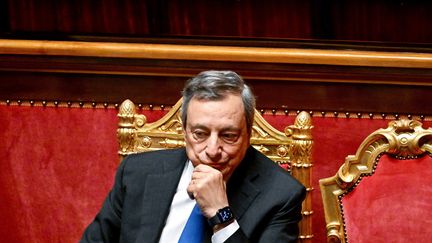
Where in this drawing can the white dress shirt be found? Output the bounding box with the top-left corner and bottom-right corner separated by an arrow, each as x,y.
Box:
159,160 -> 240,243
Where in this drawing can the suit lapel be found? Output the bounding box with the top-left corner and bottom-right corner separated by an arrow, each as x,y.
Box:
228,174 -> 260,221
135,149 -> 188,243
227,147 -> 261,221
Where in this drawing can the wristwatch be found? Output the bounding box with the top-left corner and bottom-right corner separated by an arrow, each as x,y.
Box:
208,206 -> 234,227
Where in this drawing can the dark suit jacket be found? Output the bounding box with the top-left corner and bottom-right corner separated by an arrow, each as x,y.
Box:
81,146 -> 306,243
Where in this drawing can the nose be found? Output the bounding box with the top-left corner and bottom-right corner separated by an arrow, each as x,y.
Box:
205,134 -> 222,160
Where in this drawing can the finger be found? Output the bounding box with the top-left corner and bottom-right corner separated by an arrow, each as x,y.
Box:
191,171 -> 208,180
192,165 -> 221,178
194,164 -> 216,172
191,170 -> 214,180
187,191 -> 195,200
187,183 -> 196,199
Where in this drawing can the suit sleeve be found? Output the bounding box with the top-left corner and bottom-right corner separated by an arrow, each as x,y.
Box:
225,185 -> 306,243
80,158 -> 128,243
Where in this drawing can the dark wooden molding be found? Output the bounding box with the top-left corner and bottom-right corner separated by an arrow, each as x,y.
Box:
1,39 -> 432,114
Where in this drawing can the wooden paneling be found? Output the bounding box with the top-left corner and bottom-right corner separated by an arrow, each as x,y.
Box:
3,0 -> 432,44
327,0 -> 432,43
1,40 -> 432,115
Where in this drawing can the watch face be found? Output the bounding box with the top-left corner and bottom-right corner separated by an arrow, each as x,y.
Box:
218,208 -> 233,222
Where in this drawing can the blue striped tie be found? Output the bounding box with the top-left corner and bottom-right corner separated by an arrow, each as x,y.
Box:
178,204 -> 206,243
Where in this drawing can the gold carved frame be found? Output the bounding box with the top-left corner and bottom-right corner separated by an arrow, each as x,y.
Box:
319,119 -> 432,243
118,98 -> 314,242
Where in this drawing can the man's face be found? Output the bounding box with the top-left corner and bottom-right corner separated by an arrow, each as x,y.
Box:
184,94 -> 250,180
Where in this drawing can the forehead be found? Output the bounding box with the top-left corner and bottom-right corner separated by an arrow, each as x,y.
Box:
186,94 -> 246,127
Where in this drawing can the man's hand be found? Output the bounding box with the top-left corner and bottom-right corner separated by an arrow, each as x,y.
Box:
187,164 -> 229,219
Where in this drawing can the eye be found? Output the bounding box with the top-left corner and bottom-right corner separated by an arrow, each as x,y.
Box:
192,130 -> 209,141
221,132 -> 239,143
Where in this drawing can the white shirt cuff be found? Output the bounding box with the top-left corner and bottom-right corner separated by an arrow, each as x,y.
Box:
211,220 -> 240,243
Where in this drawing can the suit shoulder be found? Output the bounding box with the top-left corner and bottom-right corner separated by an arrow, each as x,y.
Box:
252,148 -> 306,193
121,148 -> 186,170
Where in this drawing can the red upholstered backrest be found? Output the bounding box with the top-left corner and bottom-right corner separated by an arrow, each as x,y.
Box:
4,102 -> 431,243
0,104 -> 169,243
341,154 -> 432,242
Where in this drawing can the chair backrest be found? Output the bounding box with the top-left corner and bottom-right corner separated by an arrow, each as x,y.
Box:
117,98 -> 314,242
320,119 -> 432,243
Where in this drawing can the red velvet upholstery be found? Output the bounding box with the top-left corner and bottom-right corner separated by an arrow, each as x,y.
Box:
0,105 -> 119,242
1,103 -> 431,242
0,104 -> 170,243
342,154 -> 432,242
320,119 -> 432,242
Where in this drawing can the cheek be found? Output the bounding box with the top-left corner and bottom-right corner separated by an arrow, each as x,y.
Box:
185,137 -> 206,155
225,144 -> 247,161
185,145 -> 201,167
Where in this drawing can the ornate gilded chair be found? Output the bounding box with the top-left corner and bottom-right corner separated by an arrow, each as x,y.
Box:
320,119 -> 432,242
117,98 -> 314,242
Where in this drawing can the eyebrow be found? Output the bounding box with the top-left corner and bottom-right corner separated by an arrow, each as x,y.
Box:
188,124 -> 209,131
220,126 -> 242,133
188,124 -> 241,133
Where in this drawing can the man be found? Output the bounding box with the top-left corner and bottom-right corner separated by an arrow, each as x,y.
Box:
81,70 -> 306,242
